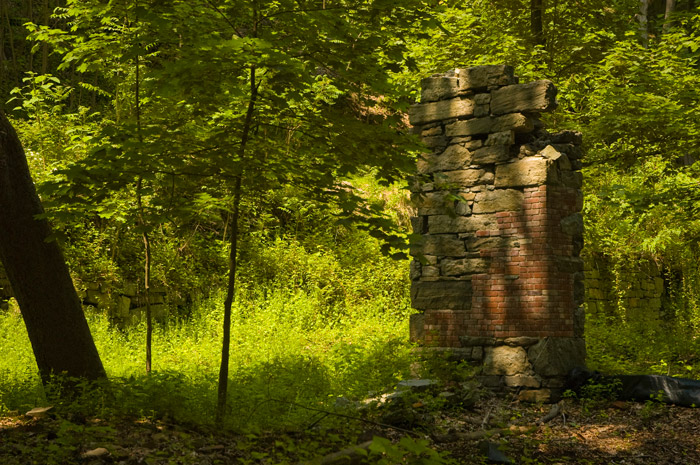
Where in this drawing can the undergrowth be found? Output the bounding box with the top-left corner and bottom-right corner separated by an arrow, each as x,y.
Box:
0,238 -> 416,433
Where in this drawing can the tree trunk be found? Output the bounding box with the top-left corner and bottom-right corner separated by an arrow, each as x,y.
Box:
530,0 -> 544,47
215,63 -> 257,425
639,0 -> 649,46
663,0 -> 676,33
0,111 -> 106,383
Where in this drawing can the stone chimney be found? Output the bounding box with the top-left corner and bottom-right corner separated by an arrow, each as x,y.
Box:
408,65 -> 585,401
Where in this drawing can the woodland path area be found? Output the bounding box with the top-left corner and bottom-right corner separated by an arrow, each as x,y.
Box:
2,394 -> 699,464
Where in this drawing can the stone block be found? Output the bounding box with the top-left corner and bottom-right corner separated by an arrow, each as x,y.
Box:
411,281 -> 473,310
410,235 -> 467,257
494,157 -> 551,187
485,131 -> 515,146
465,236 -> 519,252
460,336 -> 496,347
504,374 -> 542,388
409,98 -> 475,126
117,296 -> 131,317
471,145 -> 511,164
123,282 -> 138,296
414,191 -> 455,216
421,266 -> 440,277
561,171 -> 583,188
476,375 -> 503,387
420,76 -> 459,102
133,304 -> 167,319
410,216 -> 426,234
483,346 -> 530,376
422,126 -> 443,137
417,144 -> 472,173
457,65 -> 516,90
455,198 -> 472,216
428,214 -> 499,234
148,293 -> 165,305
445,113 -> 535,137
474,93 -> 491,105
490,80 -> 557,115
409,260 -> 421,280
410,313 -> 425,342
421,135 -> 449,150
472,189 -> 524,213
503,336 -> 540,347
439,169 -> 487,187
441,258 -> 489,276
471,346 -> 483,361
540,145 -> 571,170
85,289 -> 107,306
518,389 -> 554,403
473,104 -> 490,117
528,337 -> 586,378
550,130 -> 583,145
560,213 -> 583,236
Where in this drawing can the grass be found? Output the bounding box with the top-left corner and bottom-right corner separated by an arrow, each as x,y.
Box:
0,250 -> 416,432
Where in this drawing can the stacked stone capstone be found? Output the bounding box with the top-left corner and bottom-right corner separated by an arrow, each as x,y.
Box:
408,65 -> 585,401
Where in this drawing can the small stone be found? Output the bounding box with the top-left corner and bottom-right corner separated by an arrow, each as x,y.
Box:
26,406 -> 53,418
397,379 -> 438,392
81,448 -> 109,459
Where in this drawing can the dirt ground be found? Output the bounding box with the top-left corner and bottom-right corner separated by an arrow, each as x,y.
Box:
1,394 -> 699,464
433,394 -> 700,464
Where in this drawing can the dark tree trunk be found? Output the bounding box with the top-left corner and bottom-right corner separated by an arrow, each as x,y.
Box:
530,0 -> 544,46
0,111 -> 106,383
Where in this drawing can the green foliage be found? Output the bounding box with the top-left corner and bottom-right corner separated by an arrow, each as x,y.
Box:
367,436 -> 454,465
0,229 -> 415,430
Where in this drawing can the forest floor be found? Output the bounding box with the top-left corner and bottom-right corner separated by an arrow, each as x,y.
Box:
1,390 -> 700,464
